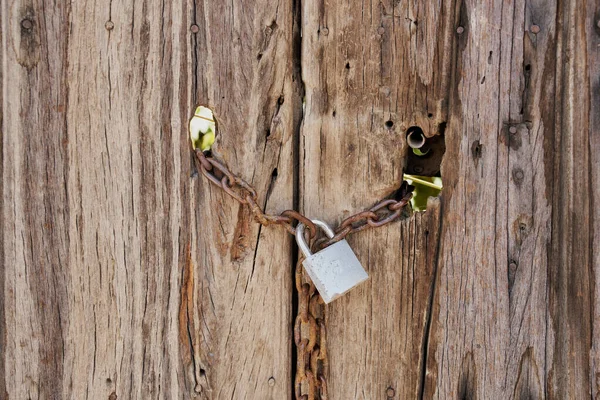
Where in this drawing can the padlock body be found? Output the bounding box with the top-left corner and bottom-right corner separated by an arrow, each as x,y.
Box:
302,240 -> 369,304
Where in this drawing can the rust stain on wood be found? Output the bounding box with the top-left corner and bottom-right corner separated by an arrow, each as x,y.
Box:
230,206 -> 252,262
178,242 -> 194,365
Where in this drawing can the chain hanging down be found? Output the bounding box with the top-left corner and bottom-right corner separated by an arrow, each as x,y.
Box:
295,245 -> 328,400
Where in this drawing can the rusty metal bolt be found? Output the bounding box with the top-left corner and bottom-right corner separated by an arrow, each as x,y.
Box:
21,18 -> 33,30
456,26 -> 465,34
530,25 -> 540,34
105,21 -> 114,31
190,24 -> 199,33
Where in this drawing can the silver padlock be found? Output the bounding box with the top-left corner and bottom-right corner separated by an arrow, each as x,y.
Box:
296,220 -> 369,304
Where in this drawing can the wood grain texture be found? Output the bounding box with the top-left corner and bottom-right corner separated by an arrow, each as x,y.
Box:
1,0 -> 298,398
299,0 -> 453,398
2,0 -> 598,398
189,0 -> 300,398
422,0 -> 599,399
589,4 -> 600,400
300,0 -> 598,399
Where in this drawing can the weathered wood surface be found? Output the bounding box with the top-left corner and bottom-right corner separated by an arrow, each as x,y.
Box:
421,1 -> 599,398
2,0 -> 598,399
299,0 -> 452,398
2,0 -> 297,398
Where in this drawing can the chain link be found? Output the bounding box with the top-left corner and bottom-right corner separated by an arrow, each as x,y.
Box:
295,246 -> 328,400
195,149 -> 413,244
193,149 -> 413,400
195,149 -> 319,238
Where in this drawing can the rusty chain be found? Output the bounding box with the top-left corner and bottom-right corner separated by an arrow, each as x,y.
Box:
194,149 -> 413,244
193,149 -> 413,399
295,247 -> 328,400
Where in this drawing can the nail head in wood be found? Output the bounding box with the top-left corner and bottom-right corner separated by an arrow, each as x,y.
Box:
321,27 -> 329,36
190,24 -> 199,33
530,25 -> 540,34
105,21 -> 114,31
515,170 -> 524,180
377,26 -> 385,35
268,377 -> 276,387
21,18 -> 33,30
386,387 -> 396,397
456,26 -> 465,34
509,126 -> 518,134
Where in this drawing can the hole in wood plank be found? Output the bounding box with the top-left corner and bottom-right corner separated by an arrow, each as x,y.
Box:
404,125 -> 445,212
471,140 -> 483,161
189,106 -> 217,152
345,62 -> 350,69
508,260 -> 518,292
385,120 -> 394,129
437,121 -> 447,136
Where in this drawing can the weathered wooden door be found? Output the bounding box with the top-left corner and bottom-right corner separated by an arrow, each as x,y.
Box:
2,0 -> 599,398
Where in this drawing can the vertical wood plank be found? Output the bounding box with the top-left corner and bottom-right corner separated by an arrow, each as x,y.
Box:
547,0 -> 595,397
299,0 -> 454,398
190,0 -> 300,398
2,1 -> 71,398
2,0 -> 198,397
588,3 -> 600,399
2,0 -> 297,399
423,0 -> 597,398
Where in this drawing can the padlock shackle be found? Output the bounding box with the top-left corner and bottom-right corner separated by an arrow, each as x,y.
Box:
295,219 -> 335,258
